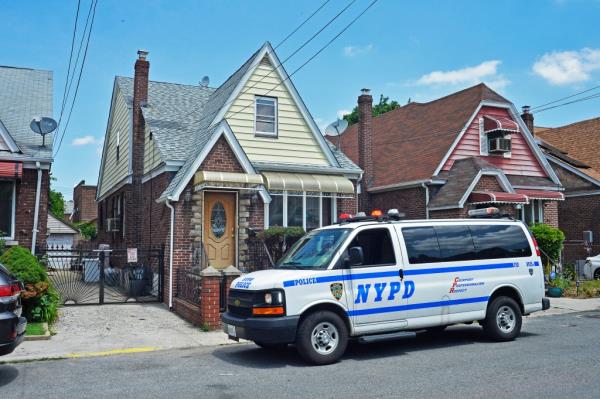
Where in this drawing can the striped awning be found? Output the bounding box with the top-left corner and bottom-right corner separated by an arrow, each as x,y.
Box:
0,161 -> 22,178
193,171 -> 264,186
483,115 -> 520,133
261,172 -> 354,194
468,191 -> 528,204
516,189 -> 565,201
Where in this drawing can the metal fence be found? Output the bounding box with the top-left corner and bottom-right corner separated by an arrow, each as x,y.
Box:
244,236 -> 275,273
176,269 -> 202,306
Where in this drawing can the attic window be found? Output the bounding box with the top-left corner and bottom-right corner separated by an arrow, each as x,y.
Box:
255,96 -> 277,137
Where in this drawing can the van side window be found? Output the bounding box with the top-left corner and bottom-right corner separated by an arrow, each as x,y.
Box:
402,226 -> 441,264
469,225 -> 532,259
434,225 -> 477,262
348,228 -> 396,267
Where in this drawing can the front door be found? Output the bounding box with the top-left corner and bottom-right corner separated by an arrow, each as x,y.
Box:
203,192 -> 236,269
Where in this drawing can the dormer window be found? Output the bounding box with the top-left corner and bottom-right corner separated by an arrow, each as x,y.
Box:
255,96 -> 277,137
481,115 -> 518,157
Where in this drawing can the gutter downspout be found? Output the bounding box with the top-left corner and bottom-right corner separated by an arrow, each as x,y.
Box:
421,182 -> 429,219
31,161 -> 42,254
165,198 -> 175,309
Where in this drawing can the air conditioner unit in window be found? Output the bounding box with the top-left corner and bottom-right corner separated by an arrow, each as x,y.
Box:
488,137 -> 511,153
106,217 -> 120,232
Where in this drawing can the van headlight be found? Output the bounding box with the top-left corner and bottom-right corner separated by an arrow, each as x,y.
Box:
253,290 -> 286,317
264,290 -> 284,305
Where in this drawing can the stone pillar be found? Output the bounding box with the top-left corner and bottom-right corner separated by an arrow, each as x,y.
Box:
200,266 -> 221,330
222,265 -> 242,311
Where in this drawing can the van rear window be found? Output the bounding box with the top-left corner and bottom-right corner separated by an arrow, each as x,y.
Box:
402,224 -> 532,264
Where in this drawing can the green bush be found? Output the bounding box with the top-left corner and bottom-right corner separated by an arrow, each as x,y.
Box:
75,221 -> 97,241
530,224 -> 565,271
0,246 -> 60,323
256,226 -> 305,263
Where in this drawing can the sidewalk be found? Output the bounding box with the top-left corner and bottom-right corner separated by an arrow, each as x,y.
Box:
1,303 -> 241,363
528,296 -> 600,318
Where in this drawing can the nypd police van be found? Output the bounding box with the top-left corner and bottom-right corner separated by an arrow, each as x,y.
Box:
222,208 -> 550,365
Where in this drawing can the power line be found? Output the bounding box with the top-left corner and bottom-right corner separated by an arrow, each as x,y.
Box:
274,0 -> 331,49
54,0 -> 98,157
58,0 -> 81,128
530,83 -> 600,111
533,92 -> 600,114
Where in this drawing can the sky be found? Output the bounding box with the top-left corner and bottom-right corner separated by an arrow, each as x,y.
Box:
2,0 -> 600,200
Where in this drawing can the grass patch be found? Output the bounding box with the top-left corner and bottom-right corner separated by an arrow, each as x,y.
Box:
563,280 -> 600,298
25,322 -> 47,336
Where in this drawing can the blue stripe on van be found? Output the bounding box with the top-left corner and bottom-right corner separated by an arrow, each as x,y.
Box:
347,296 -> 490,317
282,262 -> 522,287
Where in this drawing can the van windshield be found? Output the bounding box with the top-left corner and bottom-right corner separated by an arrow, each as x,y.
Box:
277,228 -> 351,270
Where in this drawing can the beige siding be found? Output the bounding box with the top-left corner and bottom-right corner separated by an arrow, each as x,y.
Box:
98,85 -> 131,198
143,125 -> 162,174
225,61 -> 329,165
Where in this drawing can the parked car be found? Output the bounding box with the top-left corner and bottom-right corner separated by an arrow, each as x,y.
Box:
584,254 -> 600,280
0,263 -> 27,356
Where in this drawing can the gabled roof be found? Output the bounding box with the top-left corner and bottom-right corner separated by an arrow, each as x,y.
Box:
47,213 -> 78,235
336,83 -> 511,187
0,66 -> 53,160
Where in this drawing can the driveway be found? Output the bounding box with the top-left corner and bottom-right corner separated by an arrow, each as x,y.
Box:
2,303 -> 237,362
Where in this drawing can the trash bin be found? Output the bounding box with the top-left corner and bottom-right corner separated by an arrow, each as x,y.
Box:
128,267 -> 147,297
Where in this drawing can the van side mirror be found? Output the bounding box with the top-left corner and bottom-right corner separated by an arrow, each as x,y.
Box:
346,246 -> 364,267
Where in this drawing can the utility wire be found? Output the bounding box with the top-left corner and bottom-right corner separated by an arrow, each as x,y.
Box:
58,0 -> 81,128
533,92 -> 600,114
54,0 -> 98,157
274,0 -> 331,49
530,83 -> 600,111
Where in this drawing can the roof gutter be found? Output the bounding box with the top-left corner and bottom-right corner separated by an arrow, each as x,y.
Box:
368,178 -> 446,194
165,198 -> 175,309
421,182 -> 430,219
31,161 -> 42,254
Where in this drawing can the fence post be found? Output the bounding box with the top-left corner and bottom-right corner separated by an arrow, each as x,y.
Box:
99,250 -> 105,305
200,266 -> 222,329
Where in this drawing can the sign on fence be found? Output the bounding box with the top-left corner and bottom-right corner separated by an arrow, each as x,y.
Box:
127,248 -> 138,263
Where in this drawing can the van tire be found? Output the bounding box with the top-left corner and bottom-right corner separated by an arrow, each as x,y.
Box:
295,310 -> 348,365
483,296 -> 522,341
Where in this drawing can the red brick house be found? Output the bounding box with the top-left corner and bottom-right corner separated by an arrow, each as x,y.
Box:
333,84 -> 564,225
0,66 -> 53,253
72,180 -> 97,224
96,43 -> 360,324
536,117 -> 600,263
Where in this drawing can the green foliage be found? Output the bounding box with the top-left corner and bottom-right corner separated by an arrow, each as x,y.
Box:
548,275 -> 570,289
0,236 -> 5,256
343,94 -> 401,125
49,189 -> 65,219
75,221 -> 97,241
529,224 -> 565,269
25,322 -> 47,336
257,226 -> 305,263
0,246 -> 60,323
562,264 -> 576,281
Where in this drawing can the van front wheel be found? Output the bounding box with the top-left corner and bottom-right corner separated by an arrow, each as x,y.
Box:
296,311 -> 348,365
483,296 -> 522,341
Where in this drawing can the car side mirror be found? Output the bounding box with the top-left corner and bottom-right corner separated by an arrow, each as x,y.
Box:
347,246 -> 364,267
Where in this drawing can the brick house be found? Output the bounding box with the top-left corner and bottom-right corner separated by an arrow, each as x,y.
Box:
332,84 -> 564,225
96,43 -> 360,323
72,180 -> 97,223
0,66 -> 53,253
536,117 -> 600,263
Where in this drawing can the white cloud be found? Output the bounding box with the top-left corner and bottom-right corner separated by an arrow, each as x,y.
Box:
72,135 -> 100,146
416,60 -> 503,86
532,48 -> 600,85
336,109 -> 352,119
343,44 -> 373,58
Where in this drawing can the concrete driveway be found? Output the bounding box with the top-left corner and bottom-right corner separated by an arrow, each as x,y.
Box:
2,303 -> 238,362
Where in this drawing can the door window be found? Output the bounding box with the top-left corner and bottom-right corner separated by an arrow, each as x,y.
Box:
347,228 -> 396,267
469,225 -> 532,259
402,226 -> 441,264
210,202 -> 226,239
434,225 -> 477,262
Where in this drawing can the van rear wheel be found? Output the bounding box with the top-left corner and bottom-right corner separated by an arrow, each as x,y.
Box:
295,310 -> 348,365
483,296 -> 522,341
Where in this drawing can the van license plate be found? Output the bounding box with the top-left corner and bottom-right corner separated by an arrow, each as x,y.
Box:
227,324 -> 236,338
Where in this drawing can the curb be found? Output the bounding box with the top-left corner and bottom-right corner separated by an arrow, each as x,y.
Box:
24,323 -> 51,341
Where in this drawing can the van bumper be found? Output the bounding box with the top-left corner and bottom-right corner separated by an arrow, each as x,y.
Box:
542,297 -> 550,310
221,312 -> 300,344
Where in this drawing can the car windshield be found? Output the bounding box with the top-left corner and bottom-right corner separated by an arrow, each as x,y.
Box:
277,228 -> 351,270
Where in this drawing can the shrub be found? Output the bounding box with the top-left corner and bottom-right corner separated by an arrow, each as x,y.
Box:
256,226 -> 305,263
0,246 -> 60,323
75,221 -> 97,241
530,224 -> 565,271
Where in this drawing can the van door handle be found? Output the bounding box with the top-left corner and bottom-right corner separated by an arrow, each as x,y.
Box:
398,269 -> 404,281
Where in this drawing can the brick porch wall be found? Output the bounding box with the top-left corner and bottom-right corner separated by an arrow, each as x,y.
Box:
14,168 -> 50,250
369,187 -> 426,219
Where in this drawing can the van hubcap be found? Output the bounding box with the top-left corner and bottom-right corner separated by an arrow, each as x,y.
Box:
311,322 -> 339,355
496,305 -> 516,333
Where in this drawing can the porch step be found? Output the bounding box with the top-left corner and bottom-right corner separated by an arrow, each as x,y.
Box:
358,331 -> 416,344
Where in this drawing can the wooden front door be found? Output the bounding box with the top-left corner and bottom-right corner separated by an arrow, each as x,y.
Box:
204,192 -> 236,269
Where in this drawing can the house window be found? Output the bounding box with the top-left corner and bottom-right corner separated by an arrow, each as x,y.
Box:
266,192 -> 336,230
0,181 -> 15,239
255,96 -> 277,136
116,130 -> 121,161
520,200 -> 544,225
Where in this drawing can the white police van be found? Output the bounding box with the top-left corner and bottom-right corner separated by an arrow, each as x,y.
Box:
222,208 -> 550,365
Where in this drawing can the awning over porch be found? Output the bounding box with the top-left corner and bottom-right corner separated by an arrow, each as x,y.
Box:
483,115 -> 519,133
261,172 -> 354,194
0,161 -> 22,178
515,189 -> 565,201
468,191 -> 528,204
193,171 -> 264,186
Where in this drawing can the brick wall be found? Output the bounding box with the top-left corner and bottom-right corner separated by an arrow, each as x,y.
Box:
73,183 -> 97,223
200,136 -> 244,173
558,195 -> 600,263
369,187 -> 426,219
543,201 -> 559,228
14,168 -> 49,250
474,175 -> 503,191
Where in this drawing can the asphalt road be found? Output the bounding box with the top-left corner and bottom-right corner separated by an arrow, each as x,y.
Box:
2,311 -> 599,399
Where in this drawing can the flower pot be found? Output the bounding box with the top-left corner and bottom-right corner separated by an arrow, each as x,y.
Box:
547,287 -> 564,298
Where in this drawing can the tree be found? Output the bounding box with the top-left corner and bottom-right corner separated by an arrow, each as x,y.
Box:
342,94 -> 401,125
49,190 -> 65,219
75,221 -> 97,241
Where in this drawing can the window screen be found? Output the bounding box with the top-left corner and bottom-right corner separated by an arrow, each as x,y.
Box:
470,225 -> 532,259
348,228 -> 396,267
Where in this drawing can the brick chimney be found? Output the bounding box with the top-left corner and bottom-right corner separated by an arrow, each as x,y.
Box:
129,49 -> 149,246
521,105 -> 534,135
357,88 -> 373,212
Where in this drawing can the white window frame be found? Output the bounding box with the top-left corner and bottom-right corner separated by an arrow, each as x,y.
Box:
0,180 -> 16,240
520,199 -> 544,224
264,191 -> 336,229
254,96 -> 278,137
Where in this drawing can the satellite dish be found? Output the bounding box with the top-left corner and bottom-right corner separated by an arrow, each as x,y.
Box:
30,116 -> 57,147
200,76 -> 210,87
324,118 -> 348,150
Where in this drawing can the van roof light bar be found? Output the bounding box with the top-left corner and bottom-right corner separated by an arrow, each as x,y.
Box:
468,207 -> 501,218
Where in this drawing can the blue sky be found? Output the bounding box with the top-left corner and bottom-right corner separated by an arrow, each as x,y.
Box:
2,0 -> 600,200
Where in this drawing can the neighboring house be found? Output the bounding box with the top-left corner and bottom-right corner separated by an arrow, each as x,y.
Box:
0,66 -> 53,253
72,180 -> 97,223
47,213 -> 78,249
333,84 -> 564,225
64,200 -> 74,221
536,117 -> 600,263
96,44 -> 360,314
